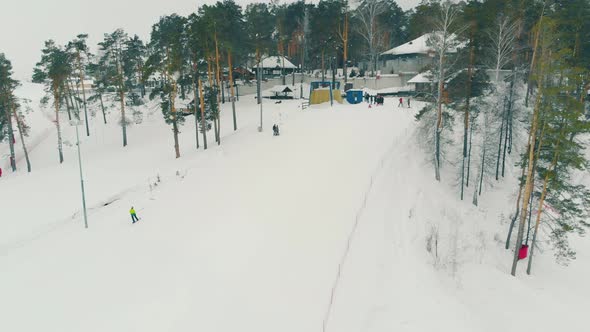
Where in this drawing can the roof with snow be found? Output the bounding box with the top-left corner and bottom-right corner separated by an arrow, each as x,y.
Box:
260,56 -> 297,69
407,71 -> 434,84
270,85 -> 294,94
381,33 -> 462,57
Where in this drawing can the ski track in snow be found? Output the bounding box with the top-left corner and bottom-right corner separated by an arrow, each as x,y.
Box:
322,123 -> 407,332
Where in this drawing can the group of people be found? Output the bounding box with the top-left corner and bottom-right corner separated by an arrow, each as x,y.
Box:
364,93 -> 385,105
363,93 -> 411,108
398,97 -> 411,108
272,124 -> 281,136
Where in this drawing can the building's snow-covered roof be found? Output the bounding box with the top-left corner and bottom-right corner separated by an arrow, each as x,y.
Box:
382,34 -> 431,56
381,33 -> 462,56
260,56 -> 297,69
270,85 -> 294,93
408,71 -> 434,84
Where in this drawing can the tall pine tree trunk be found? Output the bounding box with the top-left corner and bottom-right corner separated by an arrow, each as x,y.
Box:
506,160 -> 528,249
69,79 -> 82,118
434,51 -> 445,181
120,88 -> 127,147
495,105 -> 506,180
13,105 -> 31,172
192,68 -> 200,149
53,84 -> 64,164
342,14 -> 348,84
198,78 -> 208,150
228,50 -> 237,131
63,84 -> 73,121
214,34 -> 222,145
170,81 -> 180,159
527,123 -> 564,274
466,116 -> 474,187
77,55 -> 90,136
525,8 -> 545,107
321,49 -> 325,82
99,93 -> 107,124
4,99 -> 16,171
511,83 -> 543,276
507,71 -> 516,154
461,36 -> 475,200
501,101 -> 510,177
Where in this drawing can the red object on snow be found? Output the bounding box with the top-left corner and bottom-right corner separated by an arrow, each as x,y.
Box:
0,167 -> 2,177
518,245 -> 529,260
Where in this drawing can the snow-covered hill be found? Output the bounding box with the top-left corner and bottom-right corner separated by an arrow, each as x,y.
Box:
0,84 -> 588,332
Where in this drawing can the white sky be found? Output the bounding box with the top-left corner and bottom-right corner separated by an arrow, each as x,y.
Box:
0,0 -> 418,81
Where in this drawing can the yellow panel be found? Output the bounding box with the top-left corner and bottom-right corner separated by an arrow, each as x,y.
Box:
310,90 -> 343,105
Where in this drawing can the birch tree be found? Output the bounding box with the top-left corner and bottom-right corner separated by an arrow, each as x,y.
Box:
427,1 -> 465,181
354,0 -> 387,77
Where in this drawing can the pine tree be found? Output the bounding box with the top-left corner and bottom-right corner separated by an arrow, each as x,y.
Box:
526,21 -> 590,272
32,40 -> 72,163
0,53 -> 19,172
12,100 -> 32,173
67,34 -> 91,137
99,29 -> 130,146
147,14 -> 188,159
125,35 -> 148,98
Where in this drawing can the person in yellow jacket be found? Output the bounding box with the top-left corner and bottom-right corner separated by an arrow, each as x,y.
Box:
130,206 -> 140,223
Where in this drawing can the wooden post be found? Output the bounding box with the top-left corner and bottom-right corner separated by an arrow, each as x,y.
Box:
228,50 -> 237,131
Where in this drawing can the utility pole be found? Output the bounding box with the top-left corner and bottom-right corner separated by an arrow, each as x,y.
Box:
74,121 -> 88,229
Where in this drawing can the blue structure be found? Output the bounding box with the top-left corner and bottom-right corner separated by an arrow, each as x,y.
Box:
346,89 -> 364,104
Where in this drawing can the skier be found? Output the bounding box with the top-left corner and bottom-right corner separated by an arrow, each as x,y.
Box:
275,124 -> 280,136
130,206 -> 139,223
407,97 -> 411,108
364,93 -> 369,103
0,167 -> 2,177
398,97 -> 403,107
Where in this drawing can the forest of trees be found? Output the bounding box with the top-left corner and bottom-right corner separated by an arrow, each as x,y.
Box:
1,0 -> 590,276
411,0 -> 590,275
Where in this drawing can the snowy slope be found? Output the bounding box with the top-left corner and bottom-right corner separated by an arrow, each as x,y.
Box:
1,86 -> 589,332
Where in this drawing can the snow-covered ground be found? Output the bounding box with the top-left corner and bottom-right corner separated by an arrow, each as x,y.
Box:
0,84 -> 588,332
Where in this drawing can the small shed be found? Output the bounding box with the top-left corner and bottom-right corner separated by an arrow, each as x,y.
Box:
408,71 -> 434,93
269,85 -> 294,99
346,89 -> 364,104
